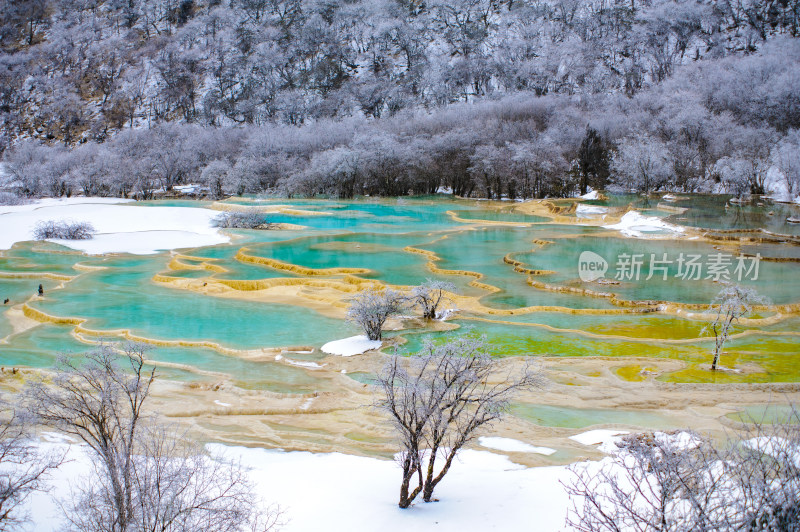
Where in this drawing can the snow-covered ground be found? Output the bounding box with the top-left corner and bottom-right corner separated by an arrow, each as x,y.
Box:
603,211 -> 685,238
321,335 -> 382,356
21,429 -> 706,531
0,197 -> 228,254
23,439 -> 575,532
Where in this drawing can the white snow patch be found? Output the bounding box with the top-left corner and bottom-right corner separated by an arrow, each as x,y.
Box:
576,204 -> 608,216
214,400 -> 231,407
603,211 -> 684,238
284,358 -> 324,369
579,190 -> 599,200
321,335 -> 382,357
478,437 -> 557,456
570,430 -> 630,451
173,184 -> 208,195
437,308 -> 457,321
0,197 -> 228,254
40,432 -> 75,444
300,398 -> 314,410
653,431 -> 702,451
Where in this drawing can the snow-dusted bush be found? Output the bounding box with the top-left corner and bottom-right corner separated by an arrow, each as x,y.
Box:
0,192 -> 28,205
211,211 -> 272,229
33,220 -> 95,240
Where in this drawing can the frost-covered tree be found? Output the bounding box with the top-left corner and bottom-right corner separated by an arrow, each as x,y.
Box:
0,402 -> 63,531
200,159 -> 231,199
411,280 -> 457,320
26,344 -> 279,532
346,288 -> 404,341
576,127 -> 610,195
377,336 -> 540,508
723,406 -> 800,530
564,431 -> 726,532
703,284 -> 769,371
715,156 -> 755,198
565,405 -> 800,532
611,134 -> 674,195
772,130 -> 800,200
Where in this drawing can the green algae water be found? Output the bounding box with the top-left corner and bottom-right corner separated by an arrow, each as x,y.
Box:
1,194 -> 799,395
511,403 -> 679,429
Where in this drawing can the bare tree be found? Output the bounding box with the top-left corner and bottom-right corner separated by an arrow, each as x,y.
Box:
0,403 -> 63,531
411,280 -> 457,320
346,288 -> 405,341
722,405 -> 800,531
564,431 -> 726,532
27,344 -> 280,532
27,344 -> 154,531
564,406 -> 800,532
377,336 -> 541,508
703,284 -> 769,371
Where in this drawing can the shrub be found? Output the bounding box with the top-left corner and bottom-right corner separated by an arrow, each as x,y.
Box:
33,220 -> 95,240
0,192 -> 29,206
212,211 -> 272,229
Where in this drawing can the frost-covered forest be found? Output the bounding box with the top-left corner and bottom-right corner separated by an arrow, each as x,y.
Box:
1,0 -> 799,199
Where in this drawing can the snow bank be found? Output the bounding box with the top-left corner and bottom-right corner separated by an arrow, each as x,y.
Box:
478,436 -> 557,456
578,190 -> 599,200
0,197 -> 229,254
603,211 -> 684,238
321,335 -> 382,356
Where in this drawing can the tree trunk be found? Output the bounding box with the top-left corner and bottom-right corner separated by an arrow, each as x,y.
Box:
423,447 -> 461,502
422,452 -> 437,502
398,457 -> 421,509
